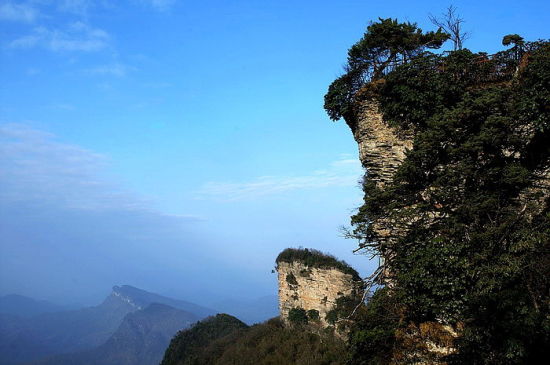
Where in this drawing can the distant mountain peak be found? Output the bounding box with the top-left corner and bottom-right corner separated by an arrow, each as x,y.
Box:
108,285 -> 215,319
1,286 -> 214,365
111,286 -> 143,310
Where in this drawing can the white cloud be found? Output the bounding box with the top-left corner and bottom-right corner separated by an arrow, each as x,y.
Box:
0,123 -> 143,212
8,22 -> 109,52
194,157 -> 363,201
0,2 -> 39,23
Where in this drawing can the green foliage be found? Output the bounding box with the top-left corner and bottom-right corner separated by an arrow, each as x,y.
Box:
324,18 -> 449,122
285,273 -> 298,285
324,295 -> 363,327
276,248 -> 361,280
161,314 -> 248,365
163,317 -> 346,365
378,48 -> 527,131
288,307 -> 309,325
324,72 -> 360,121
346,38 -> 550,363
347,288 -> 402,365
347,18 -> 448,75
307,309 -> 320,321
325,309 -> 338,325
502,34 -> 524,47
515,43 -> 550,131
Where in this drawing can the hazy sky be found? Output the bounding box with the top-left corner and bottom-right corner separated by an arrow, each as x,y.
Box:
1,0 -> 549,306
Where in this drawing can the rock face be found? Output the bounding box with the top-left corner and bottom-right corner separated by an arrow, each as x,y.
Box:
348,99 -> 460,363
345,85 -> 548,364
276,249 -> 363,328
350,99 -> 414,281
351,99 -> 413,188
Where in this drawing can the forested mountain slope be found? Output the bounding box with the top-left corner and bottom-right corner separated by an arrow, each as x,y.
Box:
161,315 -> 346,365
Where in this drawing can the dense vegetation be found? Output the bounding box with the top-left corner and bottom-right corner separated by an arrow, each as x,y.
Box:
161,316 -> 346,365
276,248 -> 361,280
346,288 -> 401,364
324,18 -> 449,124
160,314 -> 248,365
325,17 -> 549,364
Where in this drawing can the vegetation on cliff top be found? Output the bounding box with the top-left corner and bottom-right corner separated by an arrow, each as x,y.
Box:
326,16 -> 549,365
324,17 -> 449,123
276,248 -> 361,280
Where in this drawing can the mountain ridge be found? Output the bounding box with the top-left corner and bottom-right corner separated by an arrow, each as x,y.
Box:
0,295 -> 70,318
0,285 -> 213,365
29,303 -> 199,365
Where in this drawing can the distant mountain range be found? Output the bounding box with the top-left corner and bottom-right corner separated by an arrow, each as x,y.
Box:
30,303 -> 199,365
0,295 -> 74,318
0,286 -> 278,365
0,285 -> 215,365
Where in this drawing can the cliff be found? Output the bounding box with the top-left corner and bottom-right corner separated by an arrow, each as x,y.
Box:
351,99 -> 413,188
276,248 -> 363,330
323,20 -> 550,363
348,99 -> 461,363
345,90 -> 549,364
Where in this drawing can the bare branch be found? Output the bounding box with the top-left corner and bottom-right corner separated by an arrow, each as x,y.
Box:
429,5 -> 470,50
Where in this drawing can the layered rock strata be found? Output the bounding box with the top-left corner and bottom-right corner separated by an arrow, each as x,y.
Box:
350,99 -> 414,280
348,99 -> 460,363
351,99 -> 413,188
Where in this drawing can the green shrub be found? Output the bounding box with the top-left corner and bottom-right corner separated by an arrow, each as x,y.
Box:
288,307 -> 308,325
285,273 -> 298,285
307,309 -> 320,321
325,310 -> 338,325
324,17 -> 448,124
347,288 -> 402,365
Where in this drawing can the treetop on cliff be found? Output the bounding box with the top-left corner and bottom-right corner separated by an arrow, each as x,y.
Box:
324,17 -> 449,122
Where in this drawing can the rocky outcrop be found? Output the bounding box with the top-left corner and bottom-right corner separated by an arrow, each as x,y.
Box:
348,99 -> 461,362
276,249 -> 363,329
393,322 -> 462,365
351,99 -> 413,188
349,99 -> 415,283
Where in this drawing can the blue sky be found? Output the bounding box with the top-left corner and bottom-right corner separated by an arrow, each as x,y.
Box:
1,0 -> 549,306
